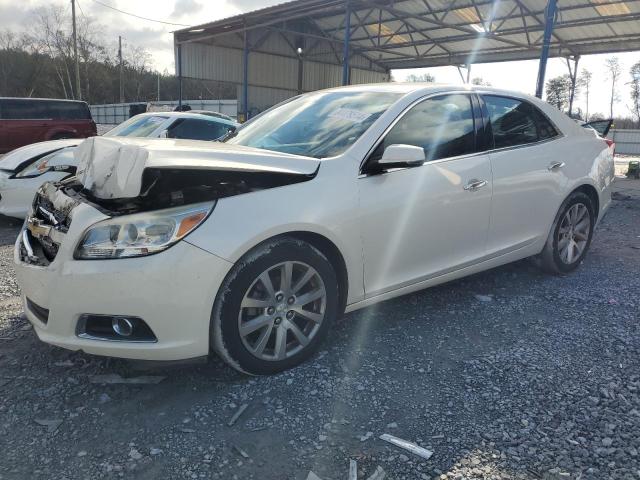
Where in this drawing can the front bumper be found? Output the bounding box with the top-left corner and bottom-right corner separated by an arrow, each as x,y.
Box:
14,193 -> 233,361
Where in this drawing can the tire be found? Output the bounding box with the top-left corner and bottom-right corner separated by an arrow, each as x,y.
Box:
211,237 -> 339,375
538,191 -> 595,274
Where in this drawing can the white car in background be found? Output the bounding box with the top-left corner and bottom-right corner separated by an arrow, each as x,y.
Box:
14,84 -> 614,375
0,111 -> 239,218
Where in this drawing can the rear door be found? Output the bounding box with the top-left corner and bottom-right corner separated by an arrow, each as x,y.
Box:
482,94 -> 567,256
0,99 -> 50,151
358,93 -> 493,296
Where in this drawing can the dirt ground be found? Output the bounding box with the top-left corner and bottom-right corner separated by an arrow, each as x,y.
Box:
0,178 -> 639,480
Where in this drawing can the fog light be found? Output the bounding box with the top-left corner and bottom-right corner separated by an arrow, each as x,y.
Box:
76,314 -> 157,342
112,317 -> 133,337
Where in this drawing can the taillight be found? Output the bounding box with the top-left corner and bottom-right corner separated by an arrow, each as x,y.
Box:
604,138 -> 615,150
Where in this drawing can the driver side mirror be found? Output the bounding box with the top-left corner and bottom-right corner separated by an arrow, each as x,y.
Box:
377,144 -> 426,169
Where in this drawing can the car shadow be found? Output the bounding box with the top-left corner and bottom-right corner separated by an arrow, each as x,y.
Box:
0,214 -> 22,247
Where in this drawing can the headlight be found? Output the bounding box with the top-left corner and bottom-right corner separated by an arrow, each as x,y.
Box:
15,157 -> 50,178
74,202 -> 214,259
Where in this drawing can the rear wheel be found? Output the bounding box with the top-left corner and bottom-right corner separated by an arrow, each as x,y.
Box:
539,191 -> 595,274
211,238 -> 338,375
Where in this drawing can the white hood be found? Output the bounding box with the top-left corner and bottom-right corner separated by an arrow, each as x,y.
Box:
0,139 -> 82,171
74,137 -> 320,199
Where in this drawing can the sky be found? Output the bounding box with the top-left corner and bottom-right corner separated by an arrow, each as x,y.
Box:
1,0 -> 639,118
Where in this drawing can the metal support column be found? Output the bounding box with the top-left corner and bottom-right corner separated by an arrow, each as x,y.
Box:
342,0 -> 351,86
243,30 -> 250,121
177,44 -> 183,109
566,55 -> 580,117
535,0 -> 558,98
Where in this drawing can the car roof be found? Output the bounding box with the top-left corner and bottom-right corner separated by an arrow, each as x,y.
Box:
136,111 -> 239,126
0,97 -> 88,104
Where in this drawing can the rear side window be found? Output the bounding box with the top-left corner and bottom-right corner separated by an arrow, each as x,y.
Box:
167,118 -> 230,141
0,99 -> 91,120
48,101 -> 91,120
105,115 -> 168,137
483,95 -> 559,148
375,93 -> 476,162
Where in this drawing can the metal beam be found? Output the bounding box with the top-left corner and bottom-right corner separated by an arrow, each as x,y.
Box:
177,43 -> 183,109
342,0 -> 351,85
243,30 -> 249,120
535,0 -> 558,98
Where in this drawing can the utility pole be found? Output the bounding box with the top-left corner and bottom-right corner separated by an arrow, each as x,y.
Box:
71,0 -> 81,100
118,36 -> 124,103
157,73 -> 160,102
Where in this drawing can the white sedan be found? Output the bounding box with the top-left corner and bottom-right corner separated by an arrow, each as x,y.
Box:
0,112 -> 238,218
14,84 -> 614,375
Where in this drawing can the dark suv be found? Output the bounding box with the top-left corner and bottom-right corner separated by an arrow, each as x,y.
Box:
0,98 -> 97,154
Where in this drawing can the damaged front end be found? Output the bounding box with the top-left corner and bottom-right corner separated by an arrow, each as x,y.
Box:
19,136 -> 319,265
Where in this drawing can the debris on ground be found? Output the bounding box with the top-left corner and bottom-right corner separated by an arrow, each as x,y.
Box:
349,459 -> 357,480
306,471 -> 323,480
233,444 -> 250,459
33,418 -> 63,433
366,466 -> 386,480
379,433 -> 433,460
88,374 -> 166,384
227,403 -> 249,427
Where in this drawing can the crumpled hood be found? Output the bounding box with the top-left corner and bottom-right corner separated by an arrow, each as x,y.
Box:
74,136 -> 320,199
0,139 -> 82,172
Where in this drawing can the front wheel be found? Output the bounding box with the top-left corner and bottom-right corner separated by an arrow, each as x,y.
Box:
538,191 -> 595,274
211,238 -> 338,375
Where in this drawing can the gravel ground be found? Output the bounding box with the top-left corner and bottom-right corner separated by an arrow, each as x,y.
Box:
0,179 -> 639,480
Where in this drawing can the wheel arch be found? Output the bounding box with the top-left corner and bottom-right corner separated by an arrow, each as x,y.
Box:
571,183 -> 600,217
229,231 -> 349,317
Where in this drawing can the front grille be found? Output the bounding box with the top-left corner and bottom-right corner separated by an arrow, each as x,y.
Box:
26,298 -> 49,324
22,192 -> 73,264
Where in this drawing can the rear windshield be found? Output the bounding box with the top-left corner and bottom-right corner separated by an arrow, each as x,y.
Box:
104,115 -> 168,137
0,99 -> 91,120
224,91 -> 402,158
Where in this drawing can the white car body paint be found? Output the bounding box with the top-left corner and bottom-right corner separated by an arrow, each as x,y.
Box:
14,84 -> 614,361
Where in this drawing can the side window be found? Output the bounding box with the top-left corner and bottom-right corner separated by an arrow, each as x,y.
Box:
374,94 -> 476,162
168,119 -> 229,141
483,95 -> 538,148
531,107 -> 559,140
0,100 -> 49,119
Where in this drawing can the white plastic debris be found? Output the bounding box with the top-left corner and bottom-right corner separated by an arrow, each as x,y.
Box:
349,459 -> 357,480
379,433 -> 433,460
227,403 -> 249,427
306,471 -> 323,480
366,466 -> 386,480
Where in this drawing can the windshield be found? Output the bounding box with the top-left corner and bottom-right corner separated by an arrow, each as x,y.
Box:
104,115 -> 168,137
223,91 -> 402,158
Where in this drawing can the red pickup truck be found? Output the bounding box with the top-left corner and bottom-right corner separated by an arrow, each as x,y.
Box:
0,98 -> 97,154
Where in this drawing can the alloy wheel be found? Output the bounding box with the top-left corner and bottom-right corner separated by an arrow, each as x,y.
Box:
557,203 -> 591,265
237,261 -> 327,361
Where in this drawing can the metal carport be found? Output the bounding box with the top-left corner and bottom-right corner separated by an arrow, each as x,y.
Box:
174,0 -> 640,119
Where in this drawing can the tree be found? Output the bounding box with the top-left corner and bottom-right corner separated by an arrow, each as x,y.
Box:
545,75 -> 573,112
471,77 -> 491,86
577,68 -> 593,121
630,60 -> 640,126
605,56 -> 621,119
405,73 -> 436,82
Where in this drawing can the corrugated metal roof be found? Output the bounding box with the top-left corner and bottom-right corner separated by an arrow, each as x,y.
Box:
175,0 -> 640,69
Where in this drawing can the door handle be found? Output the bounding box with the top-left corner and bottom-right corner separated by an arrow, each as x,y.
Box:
463,179 -> 487,191
548,161 -> 565,171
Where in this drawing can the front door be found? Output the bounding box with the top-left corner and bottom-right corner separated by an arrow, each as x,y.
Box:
358,93 -> 492,297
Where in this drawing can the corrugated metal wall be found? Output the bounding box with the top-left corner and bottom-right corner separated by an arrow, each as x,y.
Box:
179,32 -> 389,115
609,129 -> 640,155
